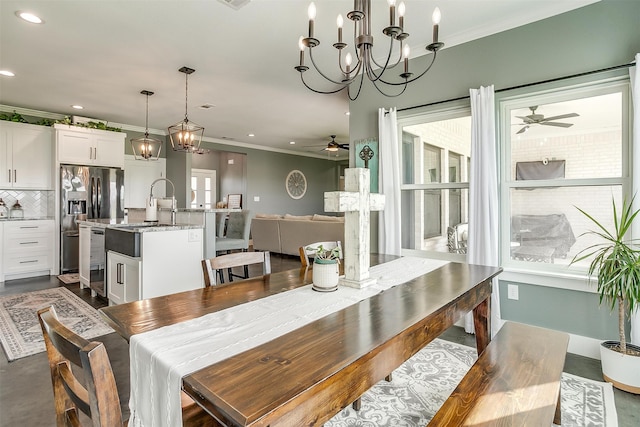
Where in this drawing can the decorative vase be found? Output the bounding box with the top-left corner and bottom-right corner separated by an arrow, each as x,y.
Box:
312,259 -> 339,292
600,340 -> 640,394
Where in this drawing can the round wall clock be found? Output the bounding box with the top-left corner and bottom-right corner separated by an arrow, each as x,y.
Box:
286,169 -> 307,199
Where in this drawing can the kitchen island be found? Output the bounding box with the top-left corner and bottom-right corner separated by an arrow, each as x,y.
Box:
126,207 -> 240,258
77,219 -> 203,305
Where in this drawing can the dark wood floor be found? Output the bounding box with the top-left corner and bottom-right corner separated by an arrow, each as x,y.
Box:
1,254 -> 638,426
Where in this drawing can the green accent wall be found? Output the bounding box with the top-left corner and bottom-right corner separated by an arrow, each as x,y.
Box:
166,140 -> 341,214
498,281 -> 628,340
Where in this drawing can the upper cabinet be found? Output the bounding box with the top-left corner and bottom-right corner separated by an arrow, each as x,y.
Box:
0,121 -> 53,190
55,124 -> 126,168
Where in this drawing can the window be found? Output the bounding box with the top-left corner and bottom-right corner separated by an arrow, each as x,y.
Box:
399,108 -> 471,257
501,81 -> 630,271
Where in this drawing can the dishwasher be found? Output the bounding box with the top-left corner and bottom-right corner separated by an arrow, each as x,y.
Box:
89,228 -> 107,297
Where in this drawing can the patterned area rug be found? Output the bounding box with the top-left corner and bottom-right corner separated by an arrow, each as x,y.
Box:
326,339 -> 618,427
0,287 -> 114,361
57,273 -> 80,284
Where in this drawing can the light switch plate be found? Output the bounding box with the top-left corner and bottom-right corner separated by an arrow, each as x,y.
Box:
253,196 -> 260,202
507,284 -> 519,300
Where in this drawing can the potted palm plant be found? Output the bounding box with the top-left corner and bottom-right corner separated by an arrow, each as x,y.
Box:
572,196 -> 640,393
308,244 -> 341,292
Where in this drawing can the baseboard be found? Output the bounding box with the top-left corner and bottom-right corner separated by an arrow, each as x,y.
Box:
568,333 -> 602,360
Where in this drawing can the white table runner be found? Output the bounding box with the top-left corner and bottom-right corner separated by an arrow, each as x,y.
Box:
128,257 -> 448,427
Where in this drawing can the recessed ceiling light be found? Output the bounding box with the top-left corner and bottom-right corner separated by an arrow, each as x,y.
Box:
247,133 -> 255,137
345,111 -> 351,116
289,141 -> 296,145
199,103 -> 216,109
0,70 -> 15,77
16,11 -> 43,24
71,105 -> 84,110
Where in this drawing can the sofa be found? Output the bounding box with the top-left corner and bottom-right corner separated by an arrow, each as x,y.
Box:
251,214 -> 345,256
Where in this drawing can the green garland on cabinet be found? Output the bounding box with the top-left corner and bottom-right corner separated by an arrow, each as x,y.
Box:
0,111 -> 121,132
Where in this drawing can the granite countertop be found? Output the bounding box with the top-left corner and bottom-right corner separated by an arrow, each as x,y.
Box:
125,207 -> 241,213
76,218 -> 203,232
0,216 -> 54,221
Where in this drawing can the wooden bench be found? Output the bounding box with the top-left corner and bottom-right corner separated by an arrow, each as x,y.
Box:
429,322 -> 569,426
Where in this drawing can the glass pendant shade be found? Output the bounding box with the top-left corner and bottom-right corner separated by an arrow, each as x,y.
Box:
169,66 -> 210,154
131,90 -> 162,161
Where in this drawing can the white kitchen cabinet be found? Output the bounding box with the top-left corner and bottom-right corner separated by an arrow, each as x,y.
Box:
124,155 -> 166,208
2,219 -> 55,281
0,121 -> 53,189
107,251 -> 140,305
55,124 -> 126,168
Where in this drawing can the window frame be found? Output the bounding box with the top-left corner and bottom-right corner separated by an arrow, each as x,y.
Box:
498,78 -> 632,276
397,104 -> 472,260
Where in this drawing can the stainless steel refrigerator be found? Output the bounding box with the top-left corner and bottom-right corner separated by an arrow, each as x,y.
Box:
60,165 -> 124,273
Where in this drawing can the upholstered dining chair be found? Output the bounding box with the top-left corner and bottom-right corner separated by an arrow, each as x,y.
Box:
215,210 -> 254,281
202,251 -> 271,286
299,241 -> 343,268
37,305 -> 218,427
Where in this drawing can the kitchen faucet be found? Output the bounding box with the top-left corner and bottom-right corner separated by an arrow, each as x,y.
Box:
150,178 -> 177,225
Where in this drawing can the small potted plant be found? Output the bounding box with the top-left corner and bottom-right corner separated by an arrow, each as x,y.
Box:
308,244 -> 341,292
572,196 -> 640,393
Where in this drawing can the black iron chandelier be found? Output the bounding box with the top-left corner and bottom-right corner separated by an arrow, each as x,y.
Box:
131,90 -> 162,161
295,0 -> 443,100
168,66 -> 209,155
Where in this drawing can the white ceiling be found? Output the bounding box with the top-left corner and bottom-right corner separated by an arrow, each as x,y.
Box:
0,0 -> 599,159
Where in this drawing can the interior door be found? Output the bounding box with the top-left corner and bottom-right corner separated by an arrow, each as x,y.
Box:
191,169 -> 216,209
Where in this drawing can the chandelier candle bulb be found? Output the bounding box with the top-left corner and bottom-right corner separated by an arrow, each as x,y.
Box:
432,7 -> 441,44
345,52 -> 352,76
398,2 -> 405,30
308,2 -> 316,38
299,36 -> 305,66
389,0 -> 396,26
403,45 -> 410,73
337,14 -> 343,43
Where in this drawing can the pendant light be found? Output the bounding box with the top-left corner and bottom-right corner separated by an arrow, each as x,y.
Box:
168,66 -> 209,154
131,90 -> 162,161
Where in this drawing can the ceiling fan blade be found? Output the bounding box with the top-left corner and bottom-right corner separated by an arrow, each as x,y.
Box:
540,113 -> 579,122
338,144 -> 350,150
516,126 -> 529,134
539,121 -> 573,128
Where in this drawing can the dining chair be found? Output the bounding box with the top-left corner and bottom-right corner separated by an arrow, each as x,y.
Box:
202,251 -> 271,286
299,241 -> 343,268
37,305 -> 218,427
215,210 -> 254,281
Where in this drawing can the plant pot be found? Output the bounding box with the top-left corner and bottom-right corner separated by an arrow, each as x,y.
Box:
600,340 -> 640,394
312,259 -> 339,292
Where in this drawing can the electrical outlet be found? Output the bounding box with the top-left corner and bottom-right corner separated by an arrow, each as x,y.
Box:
188,230 -> 200,242
254,196 -> 260,202
507,284 -> 519,300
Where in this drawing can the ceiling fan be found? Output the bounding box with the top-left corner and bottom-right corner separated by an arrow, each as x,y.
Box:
515,106 -> 579,134
307,135 -> 349,152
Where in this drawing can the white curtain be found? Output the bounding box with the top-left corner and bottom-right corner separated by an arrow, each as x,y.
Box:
465,86 -> 502,336
378,108 -> 402,256
630,54 -> 639,346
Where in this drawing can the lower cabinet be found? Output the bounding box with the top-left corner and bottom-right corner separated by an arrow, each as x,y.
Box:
107,251 -> 140,305
2,220 -> 54,281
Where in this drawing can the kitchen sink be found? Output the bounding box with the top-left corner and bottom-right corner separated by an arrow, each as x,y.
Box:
105,223 -> 176,257
105,227 -> 144,257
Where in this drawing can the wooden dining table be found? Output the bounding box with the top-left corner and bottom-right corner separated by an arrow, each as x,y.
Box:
100,255 -> 502,427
